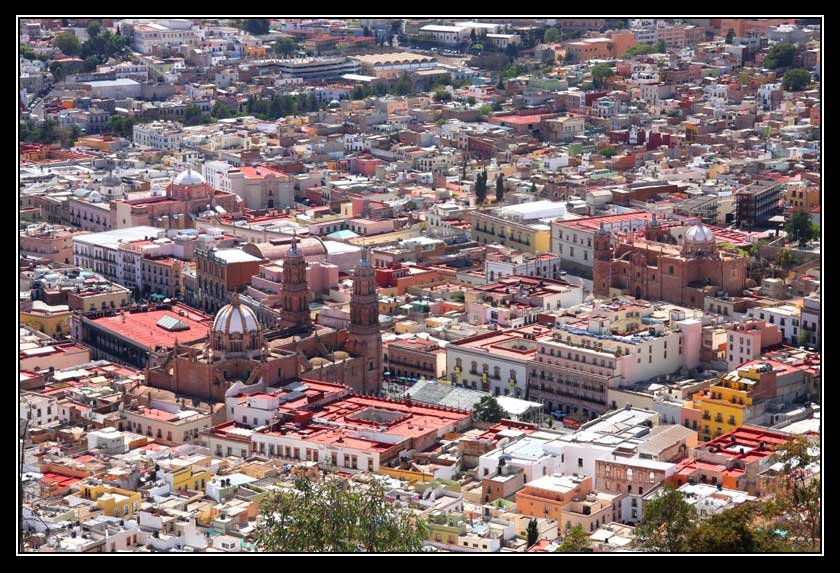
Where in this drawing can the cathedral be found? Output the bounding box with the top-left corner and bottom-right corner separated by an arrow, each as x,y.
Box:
147,236 -> 383,402
593,217 -> 748,309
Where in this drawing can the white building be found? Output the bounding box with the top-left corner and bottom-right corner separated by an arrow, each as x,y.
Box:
745,304 -> 801,345
132,21 -> 196,54
485,251 -> 564,283
20,392 -> 59,429
133,121 -> 185,151
419,24 -> 471,45
477,432 -> 559,483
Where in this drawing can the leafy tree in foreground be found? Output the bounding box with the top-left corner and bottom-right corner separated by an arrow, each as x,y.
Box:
472,394 -> 505,423
689,503 -> 790,553
762,435 -> 821,551
634,484 -> 697,552
495,173 -> 505,203
764,42 -> 796,69
785,209 -> 816,246
782,68 -> 811,92
543,28 -> 561,43
557,524 -> 592,552
244,18 -> 270,36
274,36 -> 297,57
590,63 -> 613,89
53,31 -> 81,56
526,518 -> 539,547
725,28 -> 735,44
254,475 -> 428,552
474,170 -> 488,205
625,44 -> 657,58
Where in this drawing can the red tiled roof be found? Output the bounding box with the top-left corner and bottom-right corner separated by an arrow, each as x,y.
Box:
89,305 -> 212,349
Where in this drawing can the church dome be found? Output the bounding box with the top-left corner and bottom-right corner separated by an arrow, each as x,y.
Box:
173,168 -> 206,186
102,172 -> 122,187
685,223 -> 715,244
213,300 -> 260,335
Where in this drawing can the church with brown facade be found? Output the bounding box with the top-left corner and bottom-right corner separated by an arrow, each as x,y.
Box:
146,235 -> 383,402
593,217 -> 748,309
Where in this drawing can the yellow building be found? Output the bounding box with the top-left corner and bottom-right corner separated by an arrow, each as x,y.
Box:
20,304 -> 72,338
170,465 -> 212,493
469,211 -> 551,254
688,367 -> 764,441
78,480 -> 142,518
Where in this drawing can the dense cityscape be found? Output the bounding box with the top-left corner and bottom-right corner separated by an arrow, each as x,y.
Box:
18,17 -> 821,554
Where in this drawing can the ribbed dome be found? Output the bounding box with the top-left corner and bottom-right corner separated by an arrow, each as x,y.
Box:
173,169 -> 206,186
102,173 -> 122,186
685,223 -> 715,244
212,301 -> 260,335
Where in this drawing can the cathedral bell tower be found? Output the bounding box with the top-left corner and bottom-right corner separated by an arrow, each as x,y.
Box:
592,223 -> 613,298
345,248 -> 383,394
279,233 -> 312,330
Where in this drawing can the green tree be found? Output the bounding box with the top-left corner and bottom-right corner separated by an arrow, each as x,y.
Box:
473,394 -> 505,423
49,62 -> 66,81
467,95 -> 476,106
782,68 -> 811,91
762,436 -> 821,551
690,503 -> 789,553
394,73 -> 414,96
53,31 -> 81,56
764,42 -> 796,69
530,181 -> 537,193
433,86 -> 451,102
106,115 -> 135,137
274,36 -> 297,57
82,55 -> 99,72
785,209 -> 815,246
183,104 -> 209,126
564,51 -> 576,64
543,27 -> 561,43
244,18 -> 270,36
474,170 -> 488,205
590,63 -> 613,89
635,485 -> 697,552
211,101 -> 234,119
725,28 -> 735,44
557,525 -> 592,552
599,145 -> 618,158
60,125 -> 81,148
495,173 -> 505,203
655,39 -> 667,53
624,44 -> 658,58
777,247 -> 795,270
526,518 -> 539,547
86,20 -> 102,38
253,475 -> 429,552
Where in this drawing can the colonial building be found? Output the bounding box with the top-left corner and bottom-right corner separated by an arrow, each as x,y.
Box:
147,242 -> 383,402
592,218 -> 747,310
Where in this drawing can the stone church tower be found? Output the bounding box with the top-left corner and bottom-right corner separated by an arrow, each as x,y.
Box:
592,223 -> 613,298
279,234 -> 312,330
345,249 -> 383,394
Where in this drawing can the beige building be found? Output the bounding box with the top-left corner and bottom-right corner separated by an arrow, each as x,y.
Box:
122,405 -> 213,445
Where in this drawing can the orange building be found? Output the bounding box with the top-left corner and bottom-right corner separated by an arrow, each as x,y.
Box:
515,474 -> 592,526
668,426 -> 790,494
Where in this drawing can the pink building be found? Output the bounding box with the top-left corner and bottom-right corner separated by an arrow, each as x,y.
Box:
725,320 -> 783,372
